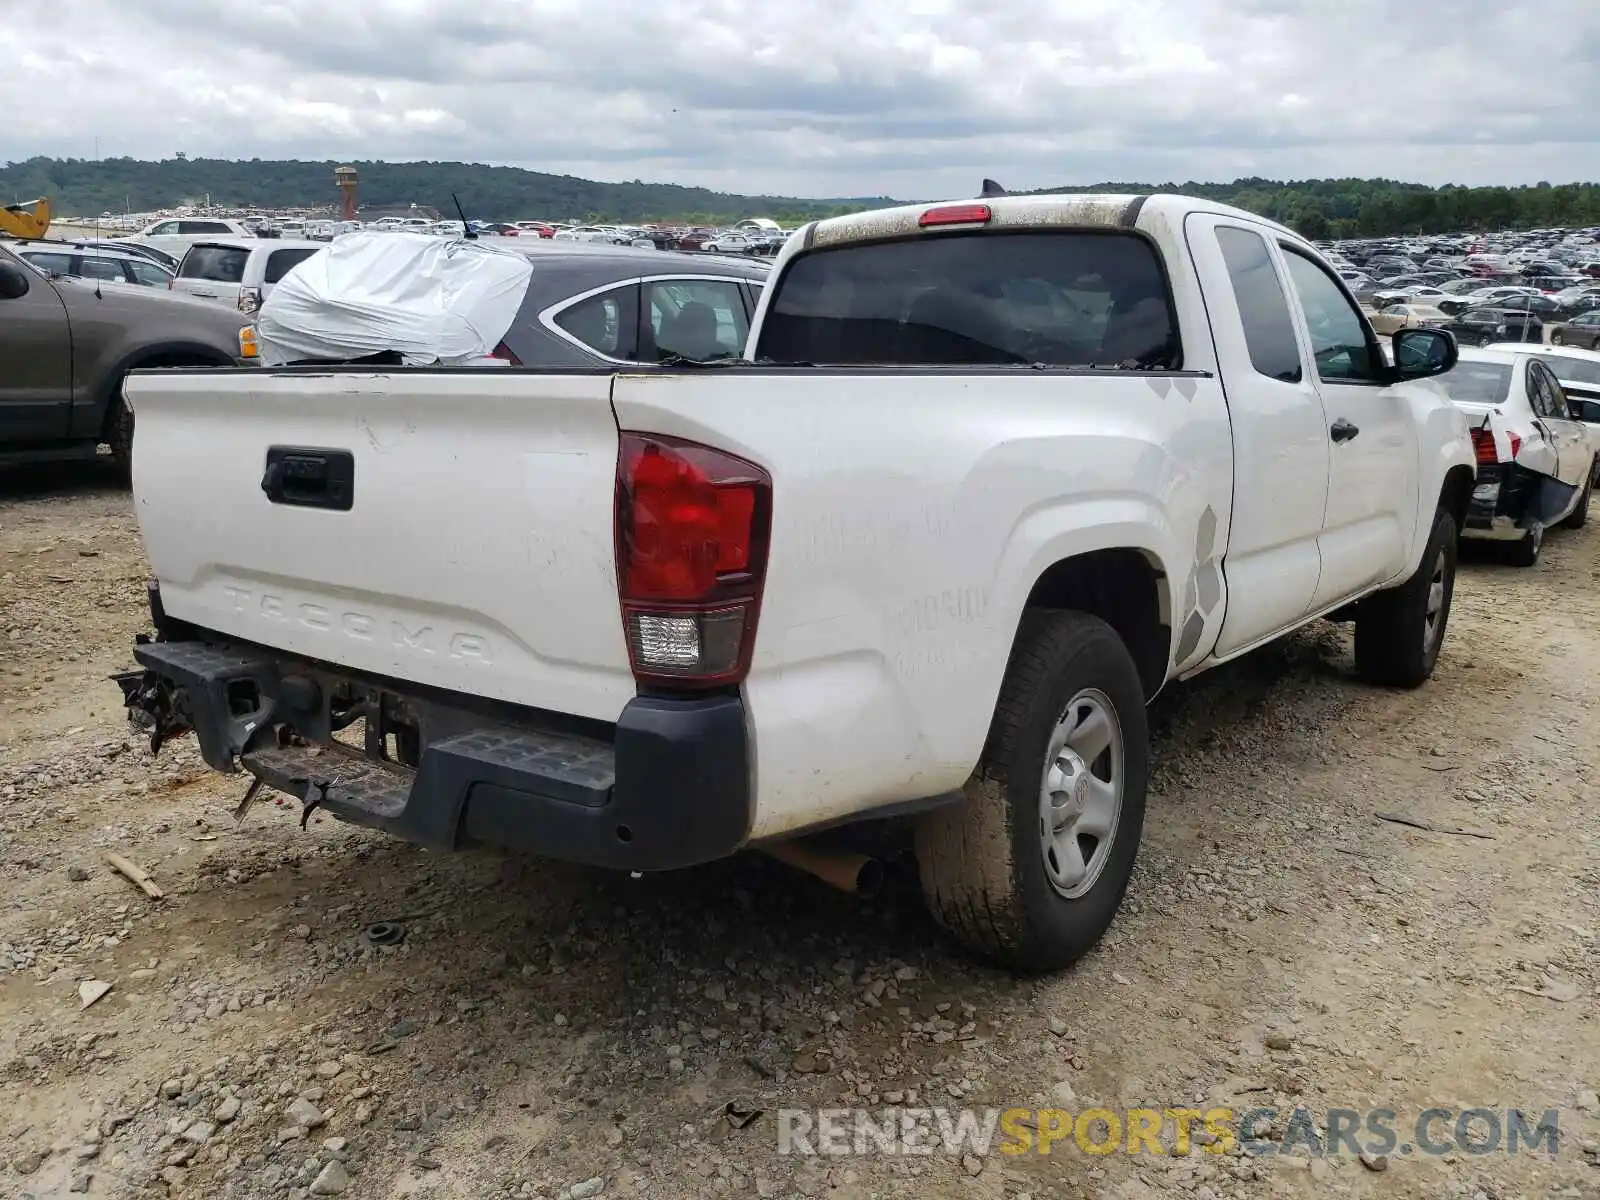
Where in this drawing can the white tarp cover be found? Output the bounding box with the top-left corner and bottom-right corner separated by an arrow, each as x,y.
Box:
254,231 -> 534,366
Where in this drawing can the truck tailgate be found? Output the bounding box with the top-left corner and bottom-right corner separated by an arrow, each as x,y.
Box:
124,369 -> 635,722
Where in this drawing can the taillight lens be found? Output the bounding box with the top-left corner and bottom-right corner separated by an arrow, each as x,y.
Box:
1471,427 -> 1521,464
614,433 -> 771,687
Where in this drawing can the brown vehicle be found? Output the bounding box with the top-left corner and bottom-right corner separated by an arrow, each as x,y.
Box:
0,242 -> 255,476
1550,310 -> 1600,350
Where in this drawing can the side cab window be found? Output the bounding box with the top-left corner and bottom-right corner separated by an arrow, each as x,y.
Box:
1279,245 -> 1384,383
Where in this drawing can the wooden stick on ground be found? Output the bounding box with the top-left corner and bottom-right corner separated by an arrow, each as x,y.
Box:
1374,812 -> 1495,840
104,852 -> 165,900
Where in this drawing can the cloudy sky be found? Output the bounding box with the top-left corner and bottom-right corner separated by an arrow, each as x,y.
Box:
6,0 -> 1599,199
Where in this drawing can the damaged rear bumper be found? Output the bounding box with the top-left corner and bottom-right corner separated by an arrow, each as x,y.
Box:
114,588 -> 753,870
1462,462 -> 1575,540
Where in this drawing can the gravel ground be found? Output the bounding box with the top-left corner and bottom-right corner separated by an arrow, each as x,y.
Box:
1,460 -> 1597,1200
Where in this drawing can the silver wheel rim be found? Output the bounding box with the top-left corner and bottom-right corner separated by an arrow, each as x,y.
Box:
1528,524 -> 1543,554
1039,689 -> 1124,899
1423,548 -> 1447,654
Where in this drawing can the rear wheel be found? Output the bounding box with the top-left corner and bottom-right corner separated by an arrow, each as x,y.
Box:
915,611 -> 1148,971
1562,461 -> 1595,529
1552,328 -> 1567,346
107,384 -> 134,485
1507,520 -> 1544,568
1354,506 -> 1457,687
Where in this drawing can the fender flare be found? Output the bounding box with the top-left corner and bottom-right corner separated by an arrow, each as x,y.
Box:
99,341 -> 234,436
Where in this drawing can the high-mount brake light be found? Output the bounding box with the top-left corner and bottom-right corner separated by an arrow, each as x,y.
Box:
614,433 -> 771,688
918,204 -> 992,228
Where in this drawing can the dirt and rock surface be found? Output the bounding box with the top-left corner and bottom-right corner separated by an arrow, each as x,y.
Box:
1,460 -> 1596,1200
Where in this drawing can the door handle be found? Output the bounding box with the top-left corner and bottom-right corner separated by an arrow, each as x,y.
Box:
1330,418 -> 1361,443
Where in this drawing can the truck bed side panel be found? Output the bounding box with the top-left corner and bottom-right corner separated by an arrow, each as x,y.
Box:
612,369 -> 1234,838
125,370 -> 636,722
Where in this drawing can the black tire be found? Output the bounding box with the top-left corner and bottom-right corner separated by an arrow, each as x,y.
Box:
1562,461 -> 1595,529
106,385 -> 134,485
914,611 -> 1148,972
1507,520 -> 1543,568
1354,506 -> 1458,687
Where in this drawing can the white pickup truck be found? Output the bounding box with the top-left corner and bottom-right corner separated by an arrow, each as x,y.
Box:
117,193 -> 1477,971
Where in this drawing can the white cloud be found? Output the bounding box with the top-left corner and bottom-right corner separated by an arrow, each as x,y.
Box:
4,0 -> 1597,198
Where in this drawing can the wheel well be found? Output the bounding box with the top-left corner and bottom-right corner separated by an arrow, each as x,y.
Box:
1440,464 -> 1475,536
100,349 -> 230,439
1022,549 -> 1169,699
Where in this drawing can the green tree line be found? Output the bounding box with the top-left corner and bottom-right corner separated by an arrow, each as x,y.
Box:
0,156 -> 891,225
5,156 -> 1598,234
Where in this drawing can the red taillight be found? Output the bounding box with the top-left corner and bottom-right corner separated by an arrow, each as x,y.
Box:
1471,427 -> 1521,464
490,341 -> 520,365
918,204 -> 992,228
614,433 -> 771,688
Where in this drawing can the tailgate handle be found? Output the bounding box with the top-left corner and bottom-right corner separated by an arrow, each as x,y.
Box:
262,447 -> 354,511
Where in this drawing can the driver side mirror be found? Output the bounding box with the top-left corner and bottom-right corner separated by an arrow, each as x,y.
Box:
1392,327 -> 1457,380
0,261 -> 30,300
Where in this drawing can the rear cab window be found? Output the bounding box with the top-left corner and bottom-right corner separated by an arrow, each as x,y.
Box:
755,231 -> 1180,368
178,245 -> 249,283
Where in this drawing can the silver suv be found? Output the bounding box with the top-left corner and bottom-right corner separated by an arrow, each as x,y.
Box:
170,238 -> 324,314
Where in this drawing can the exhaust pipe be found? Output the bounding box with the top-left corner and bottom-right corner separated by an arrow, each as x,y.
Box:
759,840 -> 883,896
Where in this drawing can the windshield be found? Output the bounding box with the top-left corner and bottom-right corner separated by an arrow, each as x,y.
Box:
757,231 -> 1179,368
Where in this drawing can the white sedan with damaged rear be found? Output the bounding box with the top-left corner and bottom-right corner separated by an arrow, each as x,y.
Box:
115,190 -> 1476,972
1429,346 -> 1600,567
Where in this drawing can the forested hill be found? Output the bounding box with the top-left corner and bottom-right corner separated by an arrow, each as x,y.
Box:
0,156 -> 895,225
5,156 -> 1599,234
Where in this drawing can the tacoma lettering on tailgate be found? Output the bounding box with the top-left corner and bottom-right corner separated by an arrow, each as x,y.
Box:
221,587 -> 493,665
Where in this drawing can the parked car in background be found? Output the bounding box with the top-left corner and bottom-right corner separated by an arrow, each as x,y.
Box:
700,232 -> 757,254
1551,311 -> 1600,349
14,244 -> 174,288
499,246 -> 768,366
1371,303 -> 1448,334
0,241 -> 256,475
169,238 -> 324,315
1441,306 -> 1543,346
128,217 -> 255,259
1433,347 -> 1599,565
554,225 -> 629,245
1484,342 -> 1600,414
69,238 -> 181,272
